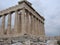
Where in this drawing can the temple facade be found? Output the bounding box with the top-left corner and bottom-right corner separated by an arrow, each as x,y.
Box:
0,0 -> 45,37
0,0 -> 60,45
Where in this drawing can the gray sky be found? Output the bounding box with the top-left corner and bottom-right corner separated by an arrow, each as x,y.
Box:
0,0 -> 60,36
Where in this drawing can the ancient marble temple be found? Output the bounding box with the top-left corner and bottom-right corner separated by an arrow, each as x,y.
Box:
0,0 -> 45,44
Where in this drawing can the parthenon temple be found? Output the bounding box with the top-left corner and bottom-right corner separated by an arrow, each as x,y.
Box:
0,0 -> 45,38
1,0 -> 60,45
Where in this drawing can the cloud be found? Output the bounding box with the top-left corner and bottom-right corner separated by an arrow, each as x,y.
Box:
44,3 -> 60,36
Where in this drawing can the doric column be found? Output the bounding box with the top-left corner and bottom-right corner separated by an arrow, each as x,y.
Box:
25,11 -> 29,34
36,18 -> 38,36
21,8 -> 26,35
7,13 -> 11,35
37,20 -> 40,36
28,14 -> 31,34
39,20 -> 40,36
39,21 -> 41,36
14,11 -> 18,34
41,22 -> 43,35
32,16 -> 35,35
18,11 -> 21,33
34,17 -> 37,35
41,22 -> 45,35
40,21 -> 42,35
38,20 -> 40,36
1,15 -> 5,35
36,18 -> 39,36
41,22 -> 42,35
30,15 -> 32,34
40,22 -> 45,40
31,14 -> 33,34
29,14 -> 33,35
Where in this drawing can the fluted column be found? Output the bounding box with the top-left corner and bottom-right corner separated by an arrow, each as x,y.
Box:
39,21 -> 42,36
18,12 -> 21,33
38,20 -> 40,36
31,15 -> 33,35
25,11 -> 29,34
40,22 -> 45,40
7,13 -> 11,35
34,17 -> 37,35
30,15 -> 32,34
14,11 -> 18,34
30,14 -> 32,34
1,15 -> 5,35
41,22 -> 45,35
37,20 -> 40,36
41,22 -> 42,35
43,24 -> 45,35
28,14 -> 31,34
41,22 -> 43,35
39,21 -> 41,35
21,8 -> 26,35
32,16 -> 35,35
36,18 -> 38,36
